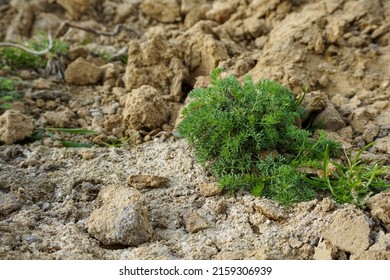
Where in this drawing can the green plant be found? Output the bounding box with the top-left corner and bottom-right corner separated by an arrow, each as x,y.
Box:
32,128 -> 98,148
178,68 -> 342,206
305,143 -> 390,207
0,33 -> 69,70
0,77 -> 20,110
101,136 -> 135,148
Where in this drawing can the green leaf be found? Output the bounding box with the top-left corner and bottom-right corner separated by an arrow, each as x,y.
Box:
60,141 -> 94,148
46,128 -> 99,134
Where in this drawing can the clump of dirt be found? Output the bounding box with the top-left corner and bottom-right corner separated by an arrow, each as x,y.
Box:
0,0 -> 390,260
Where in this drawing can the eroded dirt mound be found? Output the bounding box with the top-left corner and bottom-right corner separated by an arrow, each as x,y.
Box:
0,0 -> 390,260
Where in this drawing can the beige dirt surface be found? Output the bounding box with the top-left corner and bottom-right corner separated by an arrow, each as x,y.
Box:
0,0 -> 389,260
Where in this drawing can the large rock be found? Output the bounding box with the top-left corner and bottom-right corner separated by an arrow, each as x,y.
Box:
56,0 -> 92,20
64,57 -> 103,85
322,208 -> 371,254
124,34 -> 188,101
312,102 -> 346,132
178,21 -> 229,85
122,85 -> 170,131
367,193 -> 390,232
0,110 -> 34,144
86,185 -> 153,246
141,0 -> 181,23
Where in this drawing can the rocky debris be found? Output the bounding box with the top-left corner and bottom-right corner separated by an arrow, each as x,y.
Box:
42,107 -> 76,128
373,136 -> 390,154
122,85 -> 170,131
1,0 -> 390,261
184,211 -> 209,233
213,250 -> 267,260
32,78 -> 52,90
199,182 -> 222,197
64,58 -> 103,85
254,199 -> 286,222
367,193 -> 390,232
322,208 -> 372,255
301,91 -> 327,119
369,231 -> 390,252
124,34 -> 188,101
362,121 -> 379,143
56,0 -> 92,20
312,102 -> 346,132
351,251 -> 390,260
86,185 -> 153,246
141,0 -> 181,23
127,174 -> 169,190
0,110 -> 34,144
0,191 -> 22,218
313,240 -> 338,260
178,21 -> 230,85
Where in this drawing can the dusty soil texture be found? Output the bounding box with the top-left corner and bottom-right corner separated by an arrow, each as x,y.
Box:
1,0 -> 390,260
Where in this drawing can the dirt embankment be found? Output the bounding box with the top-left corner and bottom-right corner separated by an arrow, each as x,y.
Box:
0,0 -> 389,260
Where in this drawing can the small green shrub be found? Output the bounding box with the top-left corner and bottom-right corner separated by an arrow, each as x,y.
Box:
0,77 -> 20,110
178,68 -> 341,206
178,68 -> 390,207
0,33 -> 69,70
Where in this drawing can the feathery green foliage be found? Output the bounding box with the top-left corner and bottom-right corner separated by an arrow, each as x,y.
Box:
178,68 -> 343,206
178,68 -> 390,207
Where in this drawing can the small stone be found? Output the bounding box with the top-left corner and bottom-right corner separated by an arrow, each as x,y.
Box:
19,70 -> 32,80
214,200 -> 228,214
122,85 -> 170,131
199,182 -> 222,197
380,80 -> 389,90
323,208 -> 371,254
185,211 -> 208,233
351,251 -> 390,260
32,78 -> 51,89
373,136 -> 390,154
362,121 -> 379,143
42,108 -> 76,128
318,197 -> 336,212
318,75 -> 329,87
255,36 -> 268,49
312,102 -> 345,132
371,25 -> 388,39
372,100 -> 389,109
213,250 -> 267,260
254,199 -> 285,222
289,237 -> 303,248
0,110 -> 34,144
141,0 -> 181,23
313,240 -> 337,260
56,0 -> 92,20
78,150 -> 95,160
127,174 -> 169,190
86,186 -> 153,246
68,46 -> 89,61
0,191 -> 22,218
301,90 -> 327,117
65,57 -> 103,85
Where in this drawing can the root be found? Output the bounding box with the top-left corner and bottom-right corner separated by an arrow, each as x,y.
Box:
0,33 -> 53,55
54,21 -> 140,39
